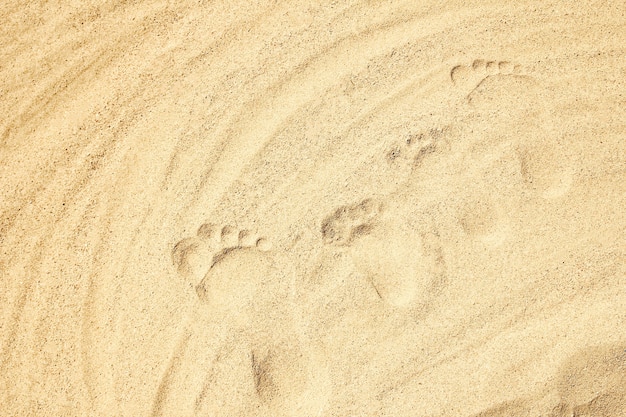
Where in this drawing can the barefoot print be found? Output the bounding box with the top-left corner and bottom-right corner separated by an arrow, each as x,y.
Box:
451,59 -> 575,199
549,344 -> 626,417
385,127 -> 451,170
158,225 -> 330,417
321,198 -> 384,246
251,340 -> 331,417
450,59 -> 522,95
171,223 -> 271,291
321,198 -> 445,308
457,192 -> 511,247
516,139 -> 574,199
451,58 -> 541,117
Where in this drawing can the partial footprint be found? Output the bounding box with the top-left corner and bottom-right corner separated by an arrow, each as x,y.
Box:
458,193 -> 511,247
321,198 -> 384,246
545,345 -> 626,417
160,228 -> 331,417
454,151 -> 521,247
469,399 -> 533,417
571,391 -> 626,417
321,199 -> 445,308
252,341 -> 331,417
171,224 -> 271,290
451,59 -> 546,117
517,139 -> 574,199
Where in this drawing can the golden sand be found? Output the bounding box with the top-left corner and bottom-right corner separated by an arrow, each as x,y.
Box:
1,1 -> 625,416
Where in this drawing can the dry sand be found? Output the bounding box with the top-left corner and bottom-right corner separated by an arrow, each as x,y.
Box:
1,1 -> 625,416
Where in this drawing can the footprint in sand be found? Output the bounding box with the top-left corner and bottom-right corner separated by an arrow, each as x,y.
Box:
451,59 -> 522,93
547,344 -> 626,417
171,223 -> 272,292
166,226 -> 330,417
458,191 -> 511,247
321,198 -> 445,309
466,345 -> 626,417
452,58 -> 575,199
385,127 -> 449,169
251,340 -> 331,417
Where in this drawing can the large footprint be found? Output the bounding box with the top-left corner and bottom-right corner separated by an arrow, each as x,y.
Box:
452,58 -> 575,199
162,225 -> 330,417
321,198 -> 445,309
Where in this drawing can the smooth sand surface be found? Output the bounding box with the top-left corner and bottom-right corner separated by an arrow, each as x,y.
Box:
1,1 -> 625,416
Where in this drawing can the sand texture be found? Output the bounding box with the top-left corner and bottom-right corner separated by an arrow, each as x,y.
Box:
1,1 -> 625,416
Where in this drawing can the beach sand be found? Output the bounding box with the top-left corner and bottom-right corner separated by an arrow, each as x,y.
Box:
1,1 -> 625,416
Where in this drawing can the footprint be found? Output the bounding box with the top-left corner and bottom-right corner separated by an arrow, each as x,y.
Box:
458,193 -> 511,247
451,59 -> 546,118
517,140 -> 574,199
451,59 -> 522,95
321,198 -> 384,247
321,199 -> 445,308
385,127 -> 448,168
171,223 -> 271,290
553,345 -> 626,417
571,391 -> 626,417
160,227 -> 330,417
454,152 -> 521,247
469,399 -> 533,417
195,245 -> 331,416
453,59 -> 575,199
251,341 -> 331,416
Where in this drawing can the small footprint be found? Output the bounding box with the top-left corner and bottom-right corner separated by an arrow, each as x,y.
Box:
455,154 -> 521,247
451,59 -> 522,94
385,128 -> 446,168
321,198 -> 384,246
451,59 -> 545,116
458,194 -> 511,247
469,399 -> 533,417
517,140 -> 574,199
171,223 -> 271,292
321,199 -> 445,308
570,391 -> 626,417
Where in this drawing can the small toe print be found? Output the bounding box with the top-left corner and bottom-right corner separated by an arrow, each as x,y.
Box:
197,223 -> 220,244
256,238 -> 272,252
498,61 -> 513,74
220,225 -> 239,247
238,230 -> 257,247
472,59 -> 487,72
485,61 -> 499,75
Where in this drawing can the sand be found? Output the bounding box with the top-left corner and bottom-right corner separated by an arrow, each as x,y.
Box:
1,1 -> 625,416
